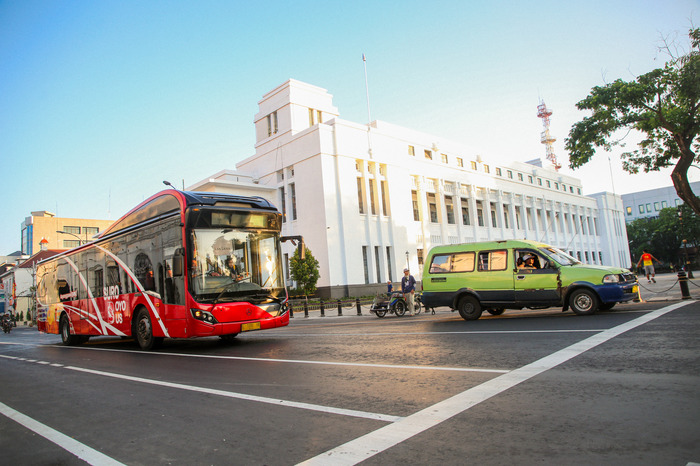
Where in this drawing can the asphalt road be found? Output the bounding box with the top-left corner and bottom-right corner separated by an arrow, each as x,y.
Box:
1,295 -> 699,465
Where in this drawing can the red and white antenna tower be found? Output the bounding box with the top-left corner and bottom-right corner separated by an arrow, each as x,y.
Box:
537,100 -> 561,171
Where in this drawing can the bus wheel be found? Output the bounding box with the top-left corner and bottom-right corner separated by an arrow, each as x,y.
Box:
569,289 -> 599,315
60,315 -> 80,346
134,308 -> 163,350
486,308 -> 505,316
219,334 -> 239,343
457,296 -> 482,321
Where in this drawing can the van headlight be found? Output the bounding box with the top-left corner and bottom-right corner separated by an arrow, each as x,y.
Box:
603,274 -> 620,284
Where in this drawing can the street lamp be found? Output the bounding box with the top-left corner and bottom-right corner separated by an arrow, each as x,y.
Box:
56,230 -> 86,246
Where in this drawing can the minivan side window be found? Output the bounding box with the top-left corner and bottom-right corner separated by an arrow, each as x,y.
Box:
477,250 -> 507,271
429,252 -> 475,273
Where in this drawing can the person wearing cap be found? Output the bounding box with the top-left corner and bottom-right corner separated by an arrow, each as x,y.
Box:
401,268 -> 416,316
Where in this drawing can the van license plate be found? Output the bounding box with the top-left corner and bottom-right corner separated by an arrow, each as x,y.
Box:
241,322 -> 261,332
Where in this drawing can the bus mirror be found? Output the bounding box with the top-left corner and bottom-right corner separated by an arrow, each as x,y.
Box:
172,252 -> 184,277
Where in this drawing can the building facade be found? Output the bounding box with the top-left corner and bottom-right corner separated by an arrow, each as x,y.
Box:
21,211 -> 113,256
192,79 -> 631,298
621,182 -> 700,223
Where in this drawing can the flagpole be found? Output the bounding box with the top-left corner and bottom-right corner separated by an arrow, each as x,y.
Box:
362,53 -> 373,158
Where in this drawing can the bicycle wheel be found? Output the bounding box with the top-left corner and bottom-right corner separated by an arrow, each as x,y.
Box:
393,300 -> 406,316
414,298 -> 422,315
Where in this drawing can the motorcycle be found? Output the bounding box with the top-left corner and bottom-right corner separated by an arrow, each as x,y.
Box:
370,291 -> 424,318
2,318 -> 12,334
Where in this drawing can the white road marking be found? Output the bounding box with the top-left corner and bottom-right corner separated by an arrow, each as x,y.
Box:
59,346 -> 510,373
64,365 -> 402,422
1,354 -> 402,423
297,301 -> 691,465
0,401 -> 125,466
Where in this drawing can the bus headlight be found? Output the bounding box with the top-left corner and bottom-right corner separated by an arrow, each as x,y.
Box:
191,309 -> 218,324
602,274 -> 621,284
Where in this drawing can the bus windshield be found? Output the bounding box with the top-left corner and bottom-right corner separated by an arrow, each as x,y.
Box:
189,228 -> 285,303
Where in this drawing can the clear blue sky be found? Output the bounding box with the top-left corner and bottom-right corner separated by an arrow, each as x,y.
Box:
0,0 -> 697,255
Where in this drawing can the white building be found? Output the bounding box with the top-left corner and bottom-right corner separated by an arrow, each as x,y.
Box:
621,182 -> 699,223
190,79 -> 631,298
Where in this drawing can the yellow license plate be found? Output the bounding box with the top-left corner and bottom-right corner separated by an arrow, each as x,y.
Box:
241,322 -> 261,332
632,285 -> 638,293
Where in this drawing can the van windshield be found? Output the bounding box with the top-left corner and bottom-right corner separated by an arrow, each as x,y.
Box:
539,247 -> 581,266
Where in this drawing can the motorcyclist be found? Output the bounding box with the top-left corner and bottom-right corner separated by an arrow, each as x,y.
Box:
1,314 -> 12,333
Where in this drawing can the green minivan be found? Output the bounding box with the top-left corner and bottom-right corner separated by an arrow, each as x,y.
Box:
421,239 -> 638,320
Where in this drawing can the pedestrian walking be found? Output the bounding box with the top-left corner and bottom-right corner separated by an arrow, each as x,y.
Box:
636,250 -> 661,283
401,268 -> 416,316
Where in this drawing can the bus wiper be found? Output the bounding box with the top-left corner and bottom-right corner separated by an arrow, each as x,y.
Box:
213,282 -> 239,304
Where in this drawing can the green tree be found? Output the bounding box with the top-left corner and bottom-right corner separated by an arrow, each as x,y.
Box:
289,246 -> 320,297
627,205 -> 700,268
566,27 -> 700,215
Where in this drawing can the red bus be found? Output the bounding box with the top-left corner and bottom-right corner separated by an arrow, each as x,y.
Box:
36,190 -> 292,349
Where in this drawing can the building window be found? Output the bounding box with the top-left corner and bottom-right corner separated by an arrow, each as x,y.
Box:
490,204 -> 498,227
496,167 -> 502,176
84,227 -> 99,237
64,226 -> 81,234
289,183 -> 297,220
484,164 -> 490,174
375,246 -> 382,283
528,176 -> 534,184
412,190 -> 420,221
369,179 -> 377,215
507,170 -> 513,179
537,178 -> 542,185
503,205 -> 510,229
456,157 -> 463,167
554,182 -> 559,190
427,193 -> 438,223
662,200 -> 668,208
515,206 -> 522,229
646,203 -> 651,213
308,108 -> 315,126
357,178 -> 366,214
362,246 -> 370,284
445,196 -> 455,224
408,145 -> 415,156
380,180 -> 389,216
417,248 -> 424,267
441,153 -> 448,164
386,247 -> 393,282
476,201 -> 484,227
470,161 -> 477,170
654,202 -> 660,211
546,180 -> 551,188
461,201 -> 470,226
638,205 -> 644,214
424,149 -> 432,160
518,173 -> 524,181
267,111 -> 278,136
317,110 -> 322,124
279,187 -> 286,222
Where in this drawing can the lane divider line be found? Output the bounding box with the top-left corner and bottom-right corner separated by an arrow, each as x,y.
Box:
297,301 -> 692,465
0,401 -> 126,466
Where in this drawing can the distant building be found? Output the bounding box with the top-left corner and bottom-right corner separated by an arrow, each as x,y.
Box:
621,182 -> 700,223
191,79 -> 631,298
21,211 -> 113,255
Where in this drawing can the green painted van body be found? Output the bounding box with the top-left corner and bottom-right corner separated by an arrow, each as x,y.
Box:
421,240 -> 638,320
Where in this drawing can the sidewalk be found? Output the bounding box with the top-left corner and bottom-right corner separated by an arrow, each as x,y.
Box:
636,271 -> 699,302
290,272 -> 697,320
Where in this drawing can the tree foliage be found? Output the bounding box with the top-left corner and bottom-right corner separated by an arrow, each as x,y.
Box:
627,205 -> 700,268
566,27 -> 700,215
289,246 -> 320,297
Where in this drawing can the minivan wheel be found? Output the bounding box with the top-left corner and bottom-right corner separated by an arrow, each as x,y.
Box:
457,296 -> 482,321
569,289 -> 599,315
